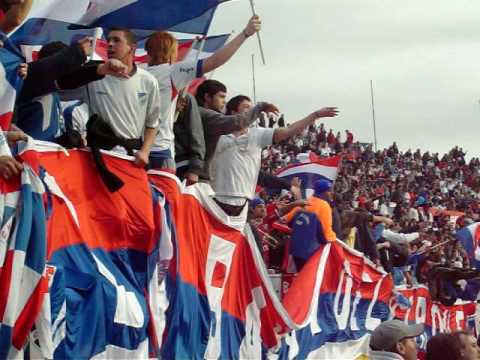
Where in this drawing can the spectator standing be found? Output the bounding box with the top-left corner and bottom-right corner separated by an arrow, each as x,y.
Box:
145,15 -> 262,180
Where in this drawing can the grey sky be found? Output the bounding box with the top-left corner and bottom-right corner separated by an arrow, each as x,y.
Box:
209,0 -> 480,158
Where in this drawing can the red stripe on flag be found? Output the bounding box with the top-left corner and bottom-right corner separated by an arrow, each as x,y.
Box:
12,276 -> 48,349
0,250 -> 15,321
475,225 -> 480,246
0,112 -> 13,130
176,40 -> 194,62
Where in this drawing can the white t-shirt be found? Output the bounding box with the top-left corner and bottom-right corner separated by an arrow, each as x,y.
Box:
210,127 -> 274,201
65,67 -> 161,140
146,60 -> 202,156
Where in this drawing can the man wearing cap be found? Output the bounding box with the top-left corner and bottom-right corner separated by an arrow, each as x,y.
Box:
283,179 -> 337,242
282,179 -> 337,270
369,319 -> 424,360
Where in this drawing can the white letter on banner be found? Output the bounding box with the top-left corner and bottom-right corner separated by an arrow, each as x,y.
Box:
350,291 -> 361,331
431,305 -> 445,336
365,276 -> 383,331
204,235 -> 236,360
239,287 -> 266,359
444,310 -> 451,332
92,254 -> 144,328
333,269 -> 353,330
415,297 -> 427,325
404,297 -> 414,323
455,310 -> 464,330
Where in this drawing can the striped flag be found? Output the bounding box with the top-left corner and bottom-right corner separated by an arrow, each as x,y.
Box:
0,165 -> 47,359
456,223 -> 480,268
0,34 -> 24,130
11,0 -> 230,49
275,154 -> 341,196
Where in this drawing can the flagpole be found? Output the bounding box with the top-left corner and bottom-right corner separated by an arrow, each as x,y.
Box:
248,0 -> 266,65
370,80 -> 378,152
251,53 -> 257,103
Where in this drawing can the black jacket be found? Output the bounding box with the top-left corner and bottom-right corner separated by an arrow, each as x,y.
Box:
174,93 -> 205,175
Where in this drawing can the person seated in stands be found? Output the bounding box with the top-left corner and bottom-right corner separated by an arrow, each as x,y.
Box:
145,15 -> 262,179
453,331 -> 480,360
425,333 -> 464,360
0,0 -> 32,34
282,179 -> 337,270
369,319 -> 424,360
62,28 -> 161,191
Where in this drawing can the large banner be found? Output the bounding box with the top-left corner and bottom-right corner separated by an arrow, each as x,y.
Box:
0,144 -> 477,359
149,172 -> 296,359
392,286 -> 477,353
276,242 -> 393,360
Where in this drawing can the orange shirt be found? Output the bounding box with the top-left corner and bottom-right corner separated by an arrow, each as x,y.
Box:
283,196 -> 337,242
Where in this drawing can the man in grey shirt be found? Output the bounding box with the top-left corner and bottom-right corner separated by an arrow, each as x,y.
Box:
193,79 -> 269,181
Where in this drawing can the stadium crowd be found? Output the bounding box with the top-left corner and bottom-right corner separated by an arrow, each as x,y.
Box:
250,122 -> 480,304
1,1 -> 480,359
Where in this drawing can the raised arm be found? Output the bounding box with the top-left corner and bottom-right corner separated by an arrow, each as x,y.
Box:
201,15 -> 261,74
272,107 -> 338,144
0,0 -> 33,34
201,102 -> 267,137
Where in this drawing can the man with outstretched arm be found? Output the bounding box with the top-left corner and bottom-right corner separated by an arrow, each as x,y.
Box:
209,105 -> 339,217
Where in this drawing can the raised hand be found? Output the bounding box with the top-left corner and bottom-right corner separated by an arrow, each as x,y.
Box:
77,37 -> 93,57
312,107 -> 339,119
98,59 -> 129,78
17,63 -> 28,79
244,15 -> 262,37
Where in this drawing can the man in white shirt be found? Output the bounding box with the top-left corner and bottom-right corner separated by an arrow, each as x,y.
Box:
145,15 -> 262,181
65,28 -> 161,167
210,97 -> 338,216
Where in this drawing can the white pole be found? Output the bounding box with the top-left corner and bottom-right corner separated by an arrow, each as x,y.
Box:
90,27 -> 103,61
248,0 -> 266,65
370,80 -> 378,152
251,53 -> 257,103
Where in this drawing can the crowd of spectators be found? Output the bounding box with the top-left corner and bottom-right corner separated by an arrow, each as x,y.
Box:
249,121 -> 480,305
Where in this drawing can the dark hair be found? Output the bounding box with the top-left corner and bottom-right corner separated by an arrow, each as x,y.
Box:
225,95 -> 251,115
426,333 -> 463,360
108,27 -> 137,45
38,41 -> 68,59
195,80 -> 226,106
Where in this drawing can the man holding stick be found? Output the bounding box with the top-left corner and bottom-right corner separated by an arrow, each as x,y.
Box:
145,15 -> 262,183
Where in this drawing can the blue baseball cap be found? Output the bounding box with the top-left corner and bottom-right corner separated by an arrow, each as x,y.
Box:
250,197 -> 265,209
313,179 -> 333,196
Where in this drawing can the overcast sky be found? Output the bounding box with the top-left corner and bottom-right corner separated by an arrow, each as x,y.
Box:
208,0 -> 480,158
